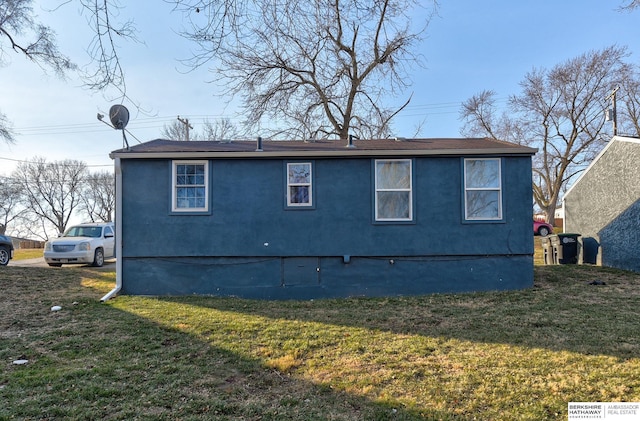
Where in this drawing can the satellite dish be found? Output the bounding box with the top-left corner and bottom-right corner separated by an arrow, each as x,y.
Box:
109,104 -> 129,130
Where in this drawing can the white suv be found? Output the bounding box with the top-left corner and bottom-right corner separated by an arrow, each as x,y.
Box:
44,222 -> 115,267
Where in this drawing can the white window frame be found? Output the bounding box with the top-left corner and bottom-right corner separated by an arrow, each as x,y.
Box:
171,160 -> 209,212
464,158 -> 502,221
374,159 -> 413,222
286,162 -> 313,207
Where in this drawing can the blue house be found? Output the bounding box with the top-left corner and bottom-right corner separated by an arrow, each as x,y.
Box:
101,137 -> 537,301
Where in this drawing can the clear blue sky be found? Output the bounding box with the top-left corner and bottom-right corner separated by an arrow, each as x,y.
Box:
1,1 -> 638,176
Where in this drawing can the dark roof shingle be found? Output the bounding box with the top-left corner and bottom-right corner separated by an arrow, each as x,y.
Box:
110,138 -> 536,158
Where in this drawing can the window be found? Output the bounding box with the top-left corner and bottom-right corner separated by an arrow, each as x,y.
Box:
172,160 -> 209,212
287,162 -> 312,207
464,158 -> 502,220
375,159 -> 412,221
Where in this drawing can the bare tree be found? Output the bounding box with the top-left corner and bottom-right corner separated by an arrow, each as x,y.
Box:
0,0 -> 76,143
201,118 -> 242,140
618,0 -> 640,11
79,170 -> 115,223
615,62 -> 640,137
1,0 -> 140,137
14,157 -> 88,237
0,177 -> 25,235
0,110 -> 14,144
0,0 -> 75,74
460,90 -> 521,142
5,1 -> 437,142
460,46 -> 629,225
162,120 -> 192,141
161,117 -> 243,141
76,0 -> 136,94
175,0 -> 438,139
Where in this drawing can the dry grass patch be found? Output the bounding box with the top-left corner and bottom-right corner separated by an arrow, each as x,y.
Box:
1,258 -> 639,420
12,248 -> 44,260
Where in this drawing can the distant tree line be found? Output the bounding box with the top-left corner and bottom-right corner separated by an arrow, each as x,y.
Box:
161,118 -> 243,142
0,158 -> 114,240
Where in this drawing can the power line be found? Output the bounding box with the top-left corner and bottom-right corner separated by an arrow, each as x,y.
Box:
13,114 -> 239,131
9,115 -> 240,138
0,156 -> 112,167
9,100 -> 507,136
3,98 -> 512,141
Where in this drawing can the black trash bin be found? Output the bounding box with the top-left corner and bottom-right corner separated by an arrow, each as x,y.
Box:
557,233 -> 581,264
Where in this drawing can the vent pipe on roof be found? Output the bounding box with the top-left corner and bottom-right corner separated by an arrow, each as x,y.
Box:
256,136 -> 263,151
346,134 -> 357,148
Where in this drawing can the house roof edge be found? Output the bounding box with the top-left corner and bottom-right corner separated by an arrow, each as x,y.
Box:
109,138 -> 537,160
563,135 -> 638,200
110,147 -> 537,160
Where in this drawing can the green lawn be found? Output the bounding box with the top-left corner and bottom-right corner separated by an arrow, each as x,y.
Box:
1,251 -> 638,420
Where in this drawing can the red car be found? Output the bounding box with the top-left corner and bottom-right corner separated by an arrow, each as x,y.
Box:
534,220 -> 553,236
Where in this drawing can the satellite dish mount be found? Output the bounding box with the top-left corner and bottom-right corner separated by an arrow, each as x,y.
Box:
108,104 -> 130,149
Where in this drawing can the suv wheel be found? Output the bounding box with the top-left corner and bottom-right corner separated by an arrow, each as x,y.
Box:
92,248 -> 104,267
0,246 -> 9,265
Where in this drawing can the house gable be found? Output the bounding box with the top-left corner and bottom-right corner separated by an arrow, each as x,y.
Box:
563,136 -> 640,271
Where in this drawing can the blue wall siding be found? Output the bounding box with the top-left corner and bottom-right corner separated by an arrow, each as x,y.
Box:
121,255 -> 533,299
120,155 -> 534,298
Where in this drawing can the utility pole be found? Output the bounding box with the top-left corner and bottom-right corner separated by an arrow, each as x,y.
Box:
606,86 -> 620,136
177,116 -> 193,141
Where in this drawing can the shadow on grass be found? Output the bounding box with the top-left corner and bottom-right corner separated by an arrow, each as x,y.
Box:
1,266 -> 449,420
153,264 -> 640,361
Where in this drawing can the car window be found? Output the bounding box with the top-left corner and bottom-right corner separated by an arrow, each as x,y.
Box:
64,227 -> 80,237
64,226 -> 104,237
104,226 -> 113,237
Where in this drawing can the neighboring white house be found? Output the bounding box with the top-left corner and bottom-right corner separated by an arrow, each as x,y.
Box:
554,206 -> 564,230
533,206 -> 563,229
